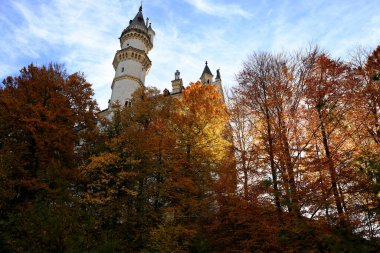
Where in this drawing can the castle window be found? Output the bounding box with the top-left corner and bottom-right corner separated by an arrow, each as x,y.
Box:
121,67 -> 124,72
207,79 -> 210,84
125,100 -> 132,107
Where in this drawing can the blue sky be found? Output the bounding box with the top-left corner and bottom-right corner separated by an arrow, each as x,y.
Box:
1,0 -> 379,109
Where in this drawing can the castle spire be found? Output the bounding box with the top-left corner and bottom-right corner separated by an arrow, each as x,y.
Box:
200,61 -> 214,84
133,4 -> 145,25
216,68 -> 221,80
201,61 -> 213,76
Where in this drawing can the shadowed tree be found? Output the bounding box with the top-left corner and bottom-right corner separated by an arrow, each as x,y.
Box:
0,63 -> 98,252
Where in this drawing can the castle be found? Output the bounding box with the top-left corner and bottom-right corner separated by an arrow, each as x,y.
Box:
100,5 -> 223,117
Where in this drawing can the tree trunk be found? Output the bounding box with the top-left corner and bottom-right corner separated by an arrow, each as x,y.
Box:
265,111 -> 282,220
317,109 -> 344,219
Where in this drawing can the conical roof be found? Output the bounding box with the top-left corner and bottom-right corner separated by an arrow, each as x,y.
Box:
201,61 -> 213,76
130,5 -> 146,28
120,5 -> 148,37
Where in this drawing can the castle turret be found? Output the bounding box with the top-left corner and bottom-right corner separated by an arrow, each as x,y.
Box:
214,68 -> 224,101
109,5 -> 155,107
215,68 -> 221,81
171,70 -> 184,94
199,62 -> 224,101
200,61 -> 214,85
147,22 -> 155,44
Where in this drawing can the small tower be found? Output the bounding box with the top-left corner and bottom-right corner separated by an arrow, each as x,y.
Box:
200,61 -> 214,85
199,62 -> 224,101
109,5 -> 155,107
171,70 -> 184,94
214,68 -> 224,101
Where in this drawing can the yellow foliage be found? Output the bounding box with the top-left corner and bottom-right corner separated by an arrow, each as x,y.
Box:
80,152 -> 137,205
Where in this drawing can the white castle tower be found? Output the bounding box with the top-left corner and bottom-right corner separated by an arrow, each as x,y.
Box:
99,5 -> 224,118
109,5 -> 155,108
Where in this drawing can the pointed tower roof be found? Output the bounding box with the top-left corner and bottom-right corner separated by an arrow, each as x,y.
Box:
131,5 -> 146,27
216,69 -> 221,80
201,61 -> 213,76
120,5 -> 148,37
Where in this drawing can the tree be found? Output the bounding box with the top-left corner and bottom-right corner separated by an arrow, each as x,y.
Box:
80,82 -> 233,252
365,47 -> 380,145
348,46 -> 380,237
158,82 -> 232,251
234,52 -> 306,218
0,63 -> 98,252
303,54 -> 353,222
228,46 -> 380,251
228,93 -> 258,201
0,63 -> 97,203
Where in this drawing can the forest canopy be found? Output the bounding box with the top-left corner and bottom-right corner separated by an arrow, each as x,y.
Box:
0,45 -> 380,252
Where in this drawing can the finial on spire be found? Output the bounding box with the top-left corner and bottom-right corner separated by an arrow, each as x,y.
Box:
205,61 -> 208,65
139,0 -> 143,12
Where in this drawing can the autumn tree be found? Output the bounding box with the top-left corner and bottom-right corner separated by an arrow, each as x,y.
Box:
303,48 -> 379,236
2,46 -> 380,252
79,87 -> 172,251
234,52 -> 308,218
0,63 -> 98,252
0,63 -> 97,203
152,82 -> 232,252
358,46 -> 380,144
227,47 -> 380,252
303,53 -> 353,224
347,46 -> 380,237
228,93 -> 258,201
80,82 -> 233,252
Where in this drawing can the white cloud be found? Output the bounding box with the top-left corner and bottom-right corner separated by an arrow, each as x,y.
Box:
145,11 -> 245,96
184,0 -> 251,18
0,0 -> 137,108
1,0 -> 379,109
